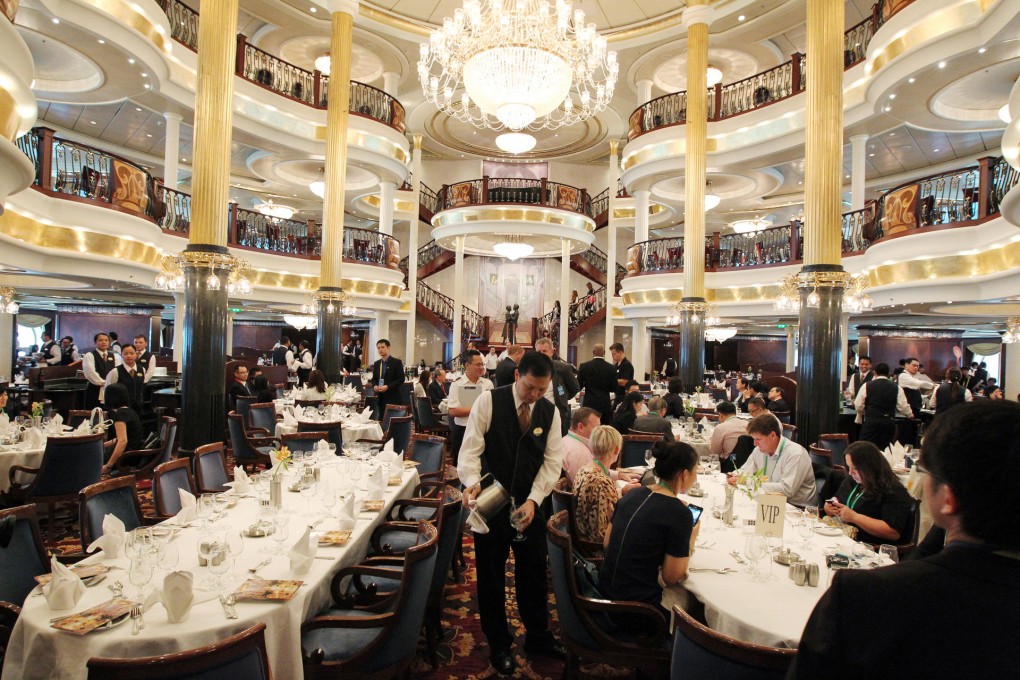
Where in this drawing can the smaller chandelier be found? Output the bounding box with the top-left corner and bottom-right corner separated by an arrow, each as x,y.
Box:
666,300 -> 717,326
704,181 -> 720,211
774,271 -> 871,312
257,200 -> 295,220
309,168 -> 325,199
1003,316 -> 1020,343
284,314 -> 318,330
496,132 -> 537,154
493,235 -> 534,261
315,52 -> 331,75
706,66 -> 723,88
0,286 -> 19,314
706,327 -> 737,343
731,215 -> 772,235
999,104 -> 1011,125
154,252 -> 253,296
302,289 -> 356,316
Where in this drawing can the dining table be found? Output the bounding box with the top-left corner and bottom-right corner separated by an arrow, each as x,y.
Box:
274,416 -> 384,445
0,442 -> 44,492
2,458 -> 420,680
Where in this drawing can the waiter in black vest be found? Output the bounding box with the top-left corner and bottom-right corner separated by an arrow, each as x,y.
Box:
458,352 -> 566,675
59,336 -> 79,365
844,355 -> 874,401
272,337 -> 296,370
104,345 -> 146,415
295,340 -> 314,384
83,332 -> 120,409
853,362 -> 913,451
39,333 -> 61,366
132,335 -> 157,381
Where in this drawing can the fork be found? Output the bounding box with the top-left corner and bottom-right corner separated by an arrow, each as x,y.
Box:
730,551 -> 747,564
248,557 -> 272,574
130,604 -> 143,635
690,567 -> 735,574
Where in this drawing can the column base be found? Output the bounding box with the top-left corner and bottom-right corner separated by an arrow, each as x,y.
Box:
316,288 -> 345,384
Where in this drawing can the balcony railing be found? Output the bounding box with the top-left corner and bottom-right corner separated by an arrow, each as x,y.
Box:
435,177 -> 593,219
155,0 -> 405,132
16,127 -> 402,271
626,1 -> 916,140
578,244 -> 608,274
415,280 -> 486,340
624,156 -> 1017,277
534,285 -> 607,341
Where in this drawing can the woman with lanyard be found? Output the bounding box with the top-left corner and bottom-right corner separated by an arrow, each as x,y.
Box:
572,426 -> 625,544
824,441 -> 914,544
599,440 -> 701,639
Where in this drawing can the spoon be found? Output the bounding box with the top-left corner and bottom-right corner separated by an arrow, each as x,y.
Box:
248,558 -> 272,574
107,580 -> 125,597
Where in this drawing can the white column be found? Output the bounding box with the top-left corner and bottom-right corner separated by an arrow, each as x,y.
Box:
373,311 -> 391,345
172,292 -> 184,368
0,312 -> 14,381
605,140 -> 620,349
405,135 -> 423,368
631,318 -> 648,381
378,181 -> 396,236
1004,344 -> 1020,402
634,189 -> 650,244
850,134 -> 868,211
637,79 -> 654,106
225,312 -> 234,356
785,327 -> 796,373
382,71 -> 399,98
163,112 -> 183,191
452,236 -> 465,355
839,312 -> 852,384
559,241 -> 570,358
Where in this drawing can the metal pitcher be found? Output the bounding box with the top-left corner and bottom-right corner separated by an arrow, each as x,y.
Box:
472,475 -> 511,523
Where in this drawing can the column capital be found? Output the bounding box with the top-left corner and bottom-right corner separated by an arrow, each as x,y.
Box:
320,0 -> 359,16
609,138 -> 619,155
682,4 -> 715,29
163,111 -> 184,122
412,133 -> 423,150
849,133 -> 869,144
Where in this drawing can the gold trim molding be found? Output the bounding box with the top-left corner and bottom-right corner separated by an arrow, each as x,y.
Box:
362,192 -> 417,214
313,128 -> 411,167
85,0 -> 171,53
0,87 -> 20,141
431,206 -> 596,233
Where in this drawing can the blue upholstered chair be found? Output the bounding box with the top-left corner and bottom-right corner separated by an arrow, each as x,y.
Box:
152,459 -> 196,518
86,622 -> 272,679
234,395 -> 257,429
357,416 -> 413,457
7,432 -> 105,531
227,413 -> 275,472
247,403 -> 277,437
547,510 -> 670,678
0,505 -> 50,604
342,375 -> 364,393
112,416 -> 177,481
380,405 -> 410,434
817,433 -> 849,468
297,420 -> 342,450
405,434 -> 445,481
78,476 -> 147,552
670,605 -> 794,679
280,432 -> 327,457
301,521 -> 439,680
415,397 -> 449,437
362,395 -> 379,421
620,433 -> 665,469
193,443 -> 230,495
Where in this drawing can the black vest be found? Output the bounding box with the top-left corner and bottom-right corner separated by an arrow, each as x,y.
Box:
272,346 -> 290,366
297,349 -> 313,383
59,345 -> 76,365
934,383 -> 966,415
852,370 -> 874,396
663,357 -> 678,377
863,379 -> 899,421
91,350 -> 116,378
136,350 -> 153,375
481,386 -> 556,504
116,364 -> 145,413
900,380 -> 923,417
41,341 -> 57,363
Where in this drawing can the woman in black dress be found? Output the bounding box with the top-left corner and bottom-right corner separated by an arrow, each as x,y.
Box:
823,441 -> 914,544
101,382 -> 145,476
611,391 -> 645,435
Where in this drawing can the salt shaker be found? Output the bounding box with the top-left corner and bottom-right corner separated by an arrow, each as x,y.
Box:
791,562 -> 808,586
807,563 -> 820,587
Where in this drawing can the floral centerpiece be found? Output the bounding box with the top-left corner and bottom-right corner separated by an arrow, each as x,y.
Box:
271,445 -> 292,478
733,467 -> 768,501
324,385 -> 336,402
31,402 -> 44,418
683,398 -> 696,419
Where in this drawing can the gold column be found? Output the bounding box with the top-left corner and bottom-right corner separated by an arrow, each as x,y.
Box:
682,1 -> 712,300
188,0 -> 238,246
604,139 -> 620,349
320,7 -> 355,287
803,0 -> 844,265
405,134 -> 423,366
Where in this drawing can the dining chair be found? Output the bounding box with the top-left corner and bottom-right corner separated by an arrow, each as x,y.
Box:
620,433 -> 665,469
295,399 -> 327,409
670,605 -> 794,678
67,410 -> 106,429
342,375 -> 364,393
405,434 -> 447,481
415,397 -> 449,437
0,600 -> 20,669
357,416 -> 413,456
808,444 -> 832,469
151,458 -> 196,519
362,395 -> 379,421
0,505 -> 50,604
559,477 -> 606,561
247,403 -> 278,437
380,405 -> 410,433
282,431 -> 329,456
86,622 -> 272,679
546,511 -> 670,678
78,476 -> 149,552
872,497 -> 922,561
301,521 -> 439,680
193,442 -> 230,494
771,410 -> 792,425
817,433 -> 849,468
6,432 -> 105,532
551,476 -> 572,516
781,422 -> 798,439
111,416 -> 177,482
227,413 -> 276,472
297,420 -> 342,450
234,395 -> 258,428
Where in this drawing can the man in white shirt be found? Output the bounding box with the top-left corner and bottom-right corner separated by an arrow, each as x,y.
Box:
39,333 -> 61,366
82,332 -> 121,408
132,335 -> 157,382
709,401 -> 748,463
727,414 -> 815,507
898,356 -> 935,417
856,362 -> 914,450
458,352 -> 566,673
447,349 -> 493,459
484,346 -> 499,379
844,356 -> 874,401
562,407 -> 640,488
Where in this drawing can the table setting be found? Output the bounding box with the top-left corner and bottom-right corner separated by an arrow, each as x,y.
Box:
274,403 -> 384,444
2,446 -> 420,680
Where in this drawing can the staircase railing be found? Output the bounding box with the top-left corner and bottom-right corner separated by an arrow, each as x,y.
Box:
415,280 -> 486,340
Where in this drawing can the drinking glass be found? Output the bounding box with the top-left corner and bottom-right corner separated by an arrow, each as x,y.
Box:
198,534 -> 226,589
644,449 -> 654,469
349,460 -> 363,488
509,500 -> 527,543
797,515 -> 815,549
128,555 -> 153,600
271,517 -> 291,555
319,480 -> 336,517
300,478 -> 318,517
197,494 -> 214,530
744,535 -> 767,582
157,542 -> 179,574
214,493 -> 230,521
208,541 -> 230,589
127,527 -> 152,560
878,544 -> 899,564
226,531 -> 246,578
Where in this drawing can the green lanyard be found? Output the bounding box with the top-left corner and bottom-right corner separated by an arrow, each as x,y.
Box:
846,484 -> 865,510
595,460 -> 611,477
656,480 -> 675,495
763,439 -> 786,478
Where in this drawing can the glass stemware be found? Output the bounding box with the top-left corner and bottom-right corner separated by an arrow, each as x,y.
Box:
744,535 -> 768,582
510,500 -> 526,542
878,544 -> 899,564
270,517 -> 290,555
128,555 -> 153,601
226,531 -> 246,579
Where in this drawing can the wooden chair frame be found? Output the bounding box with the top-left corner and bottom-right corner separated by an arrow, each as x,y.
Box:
151,459 -> 196,519
193,442 -> 230,495
671,605 -> 795,675
111,416 -> 177,481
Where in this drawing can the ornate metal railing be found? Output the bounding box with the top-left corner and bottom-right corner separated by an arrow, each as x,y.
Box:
572,285 -> 606,329
842,205 -> 874,253
717,225 -> 794,268
155,0 -> 405,132
161,186 -> 191,233
417,239 -> 446,269
578,244 -> 608,274
435,176 -> 593,218
234,208 -> 318,256
626,0 -> 917,140
990,157 -> 1020,214
420,183 -> 439,217
415,280 -> 485,338
342,227 -> 399,267
591,188 -> 609,218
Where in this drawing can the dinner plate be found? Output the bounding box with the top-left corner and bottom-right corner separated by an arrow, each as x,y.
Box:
814,525 -> 843,536
94,612 -> 131,632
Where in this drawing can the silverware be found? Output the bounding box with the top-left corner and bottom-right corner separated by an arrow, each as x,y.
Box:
730,551 -> 747,564
84,575 -> 107,588
248,557 -> 272,574
313,556 -> 333,560
218,595 -> 239,619
130,604 -> 143,635
690,567 -> 734,574
308,516 -> 327,529
107,581 -> 124,597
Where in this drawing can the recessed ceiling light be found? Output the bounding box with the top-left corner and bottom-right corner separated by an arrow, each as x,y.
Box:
845,174 -> 850,179
135,107 -> 142,112
933,148 -> 940,152
889,94 -> 896,100
144,84 -> 150,89
51,17 -> 59,24
908,77 -> 916,83
738,14 -> 745,21
978,47 -> 986,53
128,58 -> 135,64
889,132 -> 895,136
938,61 -> 946,68
89,120 -> 96,125
883,106 -> 891,112
868,153 -> 875,157
141,72 -> 148,77
98,39 -> 105,44
309,6 -> 316,11
146,133 -> 153,137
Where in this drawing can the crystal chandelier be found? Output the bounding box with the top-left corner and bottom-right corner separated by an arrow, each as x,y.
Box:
284,314 -> 318,330
1003,316 -> 1020,343
315,52 -> 331,75
309,168 -> 325,199
731,215 -> 771,235
418,0 -> 619,132
0,286 -> 19,314
257,200 -> 295,220
493,234 -> 535,260
154,252 -> 254,295
302,289 -> 356,316
705,327 -> 737,342
666,301 -> 718,327
774,272 -> 872,312
706,65 -> 723,87
496,132 -> 537,154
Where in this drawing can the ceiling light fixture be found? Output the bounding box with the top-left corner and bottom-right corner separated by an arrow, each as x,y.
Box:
418,0 -> 619,132
493,234 -> 534,260
1003,316 -> 1020,343
0,286 -> 19,314
257,200 -> 295,220
495,132 -> 537,154
999,104 -> 1012,124
309,167 -> 326,198
730,215 -> 772,235
314,52 -> 331,75
706,65 -> 723,87
705,180 -> 720,211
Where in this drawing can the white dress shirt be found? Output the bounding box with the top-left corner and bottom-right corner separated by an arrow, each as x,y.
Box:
448,375 -> 493,426
42,343 -> 61,366
105,363 -> 145,388
457,387 -> 564,507
484,353 -> 499,371
854,376 -> 914,424
296,349 -> 314,372
737,438 -> 815,506
83,351 -> 121,402
898,371 -> 935,393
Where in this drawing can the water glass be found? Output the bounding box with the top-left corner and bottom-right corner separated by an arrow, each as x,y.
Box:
744,535 -> 768,582
878,544 -> 899,564
226,531 -> 246,578
128,555 -> 153,600
271,517 -> 290,555
157,542 -> 179,574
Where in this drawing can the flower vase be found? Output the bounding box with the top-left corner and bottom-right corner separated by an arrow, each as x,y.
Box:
32,416 -> 41,429
270,476 -> 283,509
723,485 -> 735,527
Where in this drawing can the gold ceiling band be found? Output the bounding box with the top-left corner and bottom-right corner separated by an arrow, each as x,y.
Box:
431,206 -> 596,232
314,127 -> 411,166
868,0 -> 994,75
614,203 -> 668,220
84,0 -> 171,53
622,136 -> 717,173
0,88 -> 21,141
361,193 -> 417,214
623,285 -> 783,306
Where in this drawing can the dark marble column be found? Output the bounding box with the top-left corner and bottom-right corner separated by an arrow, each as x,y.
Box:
316,288 -> 345,384
179,245 -> 229,454
678,300 -> 706,391
795,265 -> 846,447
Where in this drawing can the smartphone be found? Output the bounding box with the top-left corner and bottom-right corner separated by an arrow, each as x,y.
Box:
688,503 -> 703,525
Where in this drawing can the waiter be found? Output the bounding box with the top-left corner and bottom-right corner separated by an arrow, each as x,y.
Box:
59,336 -> 80,365
458,352 -> 566,675
132,335 -> 157,382
447,349 -> 493,459
104,345 -> 146,415
370,339 -> 404,414
272,337 -> 296,370
844,355 -> 874,402
295,340 -> 314,384
82,332 -> 120,408
854,362 -> 913,451
39,333 -> 61,366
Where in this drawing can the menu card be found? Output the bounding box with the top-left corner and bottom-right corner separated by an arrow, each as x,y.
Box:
50,598 -> 134,635
35,564 -> 110,586
232,578 -> 303,601
317,531 -> 352,546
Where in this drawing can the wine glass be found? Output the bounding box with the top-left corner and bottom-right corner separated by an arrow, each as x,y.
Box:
349,460 -> 363,489
797,515 -> 816,549
208,541 -> 230,589
878,544 -> 899,564
271,516 -> 291,555
509,500 -> 527,542
319,480 -> 336,517
300,475 -> 318,516
226,531 -> 246,579
643,449 -> 654,470
214,493 -> 230,521
198,494 -> 214,530
744,535 -> 767,582
198,534 -> 225,589
157,542 -> 179,575
128,555 -> 153,601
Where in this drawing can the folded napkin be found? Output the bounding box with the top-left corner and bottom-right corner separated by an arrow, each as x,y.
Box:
23,427 -> 45,448
328,405 -> 341,420
73,419 -> 92,434
177,489 -> 198,523
376,439 -> 401,476
464,508 -> 491,534
281,410 -> 298,427
315,439 -> 330,456
882,442 -> 907,469
226,466 -> 251,494
367,465 -> 387,500
0,413 -> 8,436
145,570 -> 194,623
698,416 -> 709,428
289,526 -> 315,575
86,513 -> 126,558
45,556 -> 87,610
47,413 -> 64,434
338,493 -> 357,531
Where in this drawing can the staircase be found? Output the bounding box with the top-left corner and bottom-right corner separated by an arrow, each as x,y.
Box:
532,285 -> 607,344
566,244 -> 626,295
415,280 -> 488,344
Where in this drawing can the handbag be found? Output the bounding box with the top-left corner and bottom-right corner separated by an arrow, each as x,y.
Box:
572,549 -> 604,599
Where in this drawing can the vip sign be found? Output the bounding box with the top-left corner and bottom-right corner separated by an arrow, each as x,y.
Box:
755,494 -> 786,539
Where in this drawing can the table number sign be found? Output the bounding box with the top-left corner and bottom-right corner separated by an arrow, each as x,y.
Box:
755,494 -> 786,539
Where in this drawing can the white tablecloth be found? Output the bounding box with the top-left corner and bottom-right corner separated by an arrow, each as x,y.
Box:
670,475 -> 861,648
275,420 -> 384,445
3,464 -> 419,680
671,427 -> 712,459
0,444 -> 45,492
